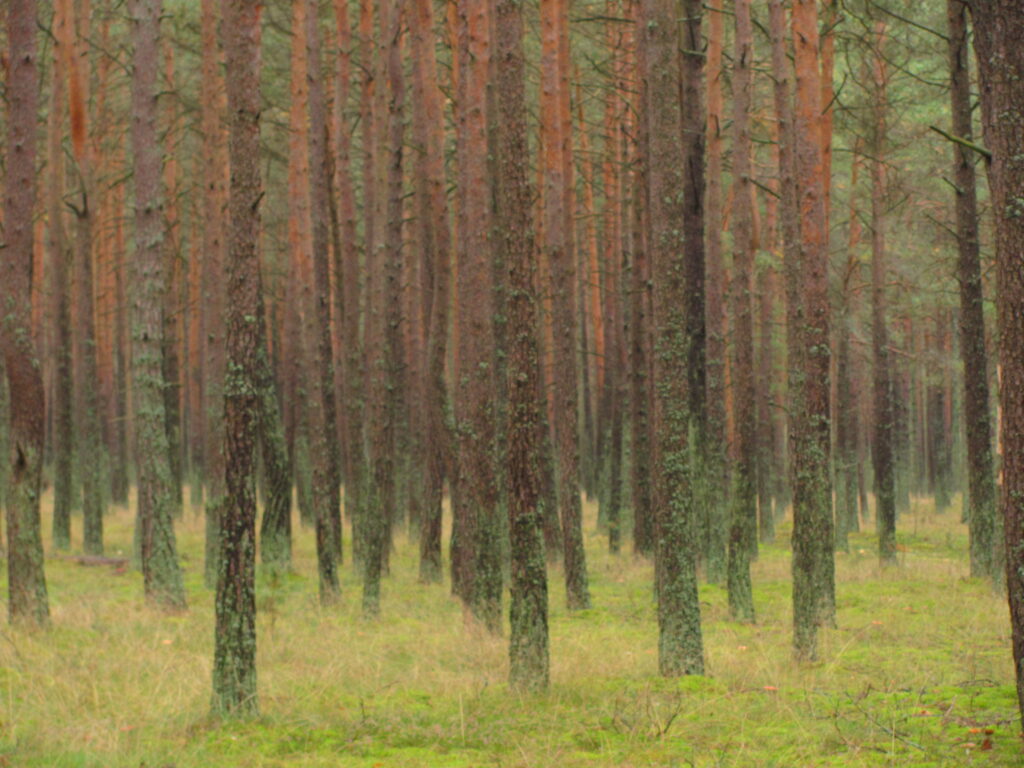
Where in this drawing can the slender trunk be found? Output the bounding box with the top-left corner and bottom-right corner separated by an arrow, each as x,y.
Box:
409,0 -> 453,585
727,0 -> 755,623
452,0 -> 502,631
542,0 -> 589,610
702,0 -> 727,581
305,0 -> 342,604
129,0 -> 187,611
643,0 -> 704,677
48,11 -> 74,552
969,0 -> 1024,727
496,0 -> 550,690
790,0 -> 834,661
870,20 -> 896,567
947,0 -> 998,583
200,0 -> 228,588
213,0 -> 263,716
629,0 -> 653,560
3,0 -> 50,625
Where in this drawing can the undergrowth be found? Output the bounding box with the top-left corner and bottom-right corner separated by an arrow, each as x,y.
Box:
0,490 -> 1016,766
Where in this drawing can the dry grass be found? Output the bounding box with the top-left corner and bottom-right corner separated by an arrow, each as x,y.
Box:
0,488 -> 1017,766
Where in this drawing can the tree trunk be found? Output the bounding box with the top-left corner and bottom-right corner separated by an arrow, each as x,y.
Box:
409,0 -> 453,585
129,0 -> 187,612
70,0 -> 104,555
200,0 -> 228,589
727,0 -> 755,623
702,0 -> 727,582
541,0 -> 589,610
870,20 -> 897,567
495,0 -> 550,690
3,0 -> 50,625
642,0 -> 704,678
48,9 -> 74,553
305,0 -> 342,604
789,0 -> 834,661
213,0 -> 263,716
947,0 -> 998,583
969,0 -> 1024,726
452,0 -> 502,631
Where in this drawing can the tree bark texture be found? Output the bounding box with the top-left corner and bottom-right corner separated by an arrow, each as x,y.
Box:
213,0 -> 263,716
969,0 -> 1024,726
129,0 -> 187,611
496,0 -> 550,690
642,0 -> 704,678
3,0 -> 51,625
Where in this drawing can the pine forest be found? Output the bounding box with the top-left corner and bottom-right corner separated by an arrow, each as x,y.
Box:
1,0 -> 1024,764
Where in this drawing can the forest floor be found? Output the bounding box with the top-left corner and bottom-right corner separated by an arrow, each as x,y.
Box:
0,489 -> 1017,767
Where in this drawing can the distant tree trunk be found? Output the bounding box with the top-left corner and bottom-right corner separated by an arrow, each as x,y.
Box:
969,0 -> 1024,726
305,0 -> 342,604
768,0 -> 799,527
161,39 -> 184,515
835,144 -> 863,553
789,0 -> 834,661
69,0 -> 104,555
48,10 -> 74,552
702,0 -> 727,581
869,20 -> 896,567
3,0 -> 50,625
334,0 -> 367,576
200,0 -> 228,589
129,0 -> 186,611
727,0 -> 755,623
212,0 -> 263,716
629,0 -> 654,560
409,0 -> 452,585
947,0 -> 998,583
541,0 -> 589,610
452,0 -> 501,631
364,0 -> 407,617
642,0 -> 704,678
495,0 -> 549,690
600,3 -> 626,555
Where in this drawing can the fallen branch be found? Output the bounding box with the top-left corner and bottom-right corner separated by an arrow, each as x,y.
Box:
55,554 -> 129,568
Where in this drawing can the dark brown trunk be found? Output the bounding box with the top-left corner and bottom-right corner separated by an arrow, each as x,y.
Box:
947,0 -> 998,582
3,0 -> 50,625
969,0 -> 1024,725
213,0 -> 263,715
495,0 -> 550,689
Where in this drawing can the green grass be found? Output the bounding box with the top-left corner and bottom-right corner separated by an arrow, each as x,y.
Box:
0,489 -> 1017,766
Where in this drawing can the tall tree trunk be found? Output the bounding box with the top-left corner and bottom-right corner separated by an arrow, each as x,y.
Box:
213,0 -> 263,716
727,0 -> 755,623
452,0 -> 502,631
947,0 -> 998,583
305,0 -> 342,604
789,0 -> 834,661
3,0 -> 50,625
495,0 -> 549,690
335,0 -> 368,576
129,0 -> 187,611
541,0 -> 589,610
702,0 -> 727,581
410,0 -> 453,585
870,20 -> 897,567
200,0 -> 228,588
835,144 -> 863,553
48,6 -> 74,552
70,0 -> 104,554
969,0 -> 1024,726
161,38 -> 184,515
642,0 -> 704,678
